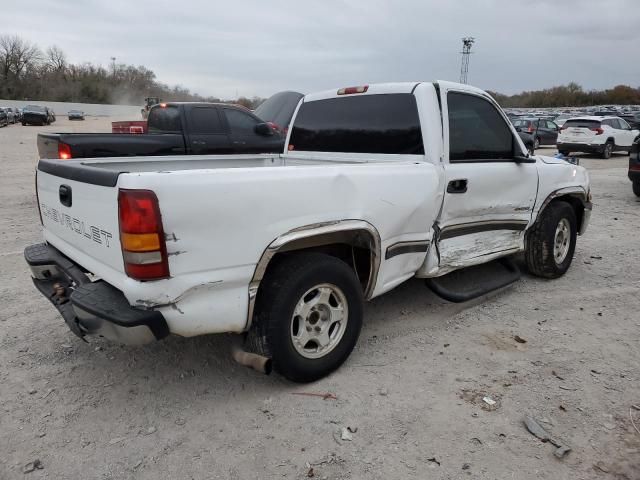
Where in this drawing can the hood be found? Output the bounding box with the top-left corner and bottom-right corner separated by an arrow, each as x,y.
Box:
540,155 -> 576,165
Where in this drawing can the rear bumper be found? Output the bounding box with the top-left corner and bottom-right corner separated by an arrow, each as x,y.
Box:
24,243 -> 169,345
557,142 -> 604,153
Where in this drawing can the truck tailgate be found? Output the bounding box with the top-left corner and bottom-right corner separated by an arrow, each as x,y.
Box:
37,167 -> 125,279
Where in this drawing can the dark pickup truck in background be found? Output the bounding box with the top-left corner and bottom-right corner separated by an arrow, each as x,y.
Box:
38,102 -> 285,159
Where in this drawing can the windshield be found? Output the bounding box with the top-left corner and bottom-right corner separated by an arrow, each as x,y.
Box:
24,105 -> 45,112
254,91 -> 303,129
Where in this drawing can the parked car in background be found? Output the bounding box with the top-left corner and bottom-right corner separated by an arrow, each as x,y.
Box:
620,112 -> 640,130
553,115 -> 572,128
254,91 -> 304,134
0,108 -> 8,127
68,110 -> 85,120
22,105 -> 50,125
512,117 -> 560,149
629,138 -> 640,197
517,130 -> 535,154
558,117 -> 639,158
5,107 -> 17,124
38,102 -> 284,159
46,108 -> 56,123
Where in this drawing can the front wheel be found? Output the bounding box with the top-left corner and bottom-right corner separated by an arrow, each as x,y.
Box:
633,181 -> 640,198
525,201 -> 577,278
251,253 -> 363,382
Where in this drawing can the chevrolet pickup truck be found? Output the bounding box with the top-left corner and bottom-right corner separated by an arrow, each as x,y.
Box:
25,81 -> 592,382
37,102 -> 283,160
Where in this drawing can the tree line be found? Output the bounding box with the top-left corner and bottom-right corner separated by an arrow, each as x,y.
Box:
3,34 -> 639,109
0,35 -> 264,109
488,82 -> 640,108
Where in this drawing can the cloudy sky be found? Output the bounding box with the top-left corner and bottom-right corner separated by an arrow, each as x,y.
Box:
4,0 -> 640,99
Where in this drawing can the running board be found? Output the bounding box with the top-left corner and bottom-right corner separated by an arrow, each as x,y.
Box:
425,257 -> 521,303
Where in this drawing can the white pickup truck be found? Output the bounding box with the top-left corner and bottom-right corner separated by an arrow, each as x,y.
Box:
25,81 -> 591,382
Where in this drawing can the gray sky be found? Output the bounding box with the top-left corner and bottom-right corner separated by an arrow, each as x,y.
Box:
5,0 -> 640,99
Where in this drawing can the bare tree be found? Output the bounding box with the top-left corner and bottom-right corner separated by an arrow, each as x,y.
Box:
0,35 -> 41,78
46,45 -> 67,72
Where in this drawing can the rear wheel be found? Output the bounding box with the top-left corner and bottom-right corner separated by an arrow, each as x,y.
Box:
526,201 -> 577,278
601,141 -> 613,159
633,181 -> 640,198
251,253 -> 363,382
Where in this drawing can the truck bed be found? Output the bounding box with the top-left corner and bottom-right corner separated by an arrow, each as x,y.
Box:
38,132 -> 186,160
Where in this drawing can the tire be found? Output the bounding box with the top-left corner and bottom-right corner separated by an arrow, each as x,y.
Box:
559,150 -> 570,156
534,137 -> 541,150
633,181 -> 640,198
601,141 -> 613,159
251,252 -> 363,382
525,201 -> 577,279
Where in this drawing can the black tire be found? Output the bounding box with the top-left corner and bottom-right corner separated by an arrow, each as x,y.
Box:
601,141 -> 613,159
525,201 -> 577,279
558,150 -> 570,156
251,252 -> 363,382
633,181 -> 640,198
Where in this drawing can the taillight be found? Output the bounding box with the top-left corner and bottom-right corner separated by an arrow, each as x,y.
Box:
337,85 -> 369,95
118,189 -> 169,281
58,142 -> 72,160
528,126 -> 534,133
590,127 -> 604,135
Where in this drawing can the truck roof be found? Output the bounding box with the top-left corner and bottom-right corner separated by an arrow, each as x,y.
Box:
303,81 -> 490,103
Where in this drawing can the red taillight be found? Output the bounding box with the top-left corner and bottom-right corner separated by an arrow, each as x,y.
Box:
58,142 -> 72,160
527,125 -> 534,133
337,85 -> 369,95
118,189 -> 169,280
590,127 -> 604,135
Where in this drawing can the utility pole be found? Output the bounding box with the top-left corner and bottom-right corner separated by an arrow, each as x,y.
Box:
459,37 -> 475,84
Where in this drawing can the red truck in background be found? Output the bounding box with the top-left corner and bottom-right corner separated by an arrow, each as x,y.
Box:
111,120 -> 147,134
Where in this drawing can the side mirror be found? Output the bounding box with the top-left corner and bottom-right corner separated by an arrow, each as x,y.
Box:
515,126 -> 522,132
255,122 -> 274,136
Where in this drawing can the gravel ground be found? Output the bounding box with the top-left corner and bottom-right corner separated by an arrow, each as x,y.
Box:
1,117 -> 639,480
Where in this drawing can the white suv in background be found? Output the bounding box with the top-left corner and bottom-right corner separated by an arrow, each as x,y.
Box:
557,116 -> 639,159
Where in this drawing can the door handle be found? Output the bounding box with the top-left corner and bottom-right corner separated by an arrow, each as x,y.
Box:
192,140 -> 206,145
447,179 -> 468,194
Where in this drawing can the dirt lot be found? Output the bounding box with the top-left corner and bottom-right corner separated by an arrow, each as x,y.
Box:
1,117 -> 639,480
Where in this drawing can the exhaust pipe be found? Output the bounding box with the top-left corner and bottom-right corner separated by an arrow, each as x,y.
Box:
231,343 -> 272,375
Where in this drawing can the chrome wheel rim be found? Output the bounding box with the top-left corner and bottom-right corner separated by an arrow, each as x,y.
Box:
534,138 -> 540,149
290,283 -> 348,359
553,218 -> 571,264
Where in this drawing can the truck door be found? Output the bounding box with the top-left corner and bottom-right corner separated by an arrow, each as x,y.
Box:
186,106 -> 233,154
435,84 -> 538,270
222,108 -> 282,153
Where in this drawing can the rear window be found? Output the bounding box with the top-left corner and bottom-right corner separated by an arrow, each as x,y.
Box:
513,119 -> 533,128
563,120 -> 600,129
289,94 -> 424,154
148,106 -> 182,133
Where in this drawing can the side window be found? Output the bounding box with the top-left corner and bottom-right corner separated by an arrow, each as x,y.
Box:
189,107 -> 224,134
448,92 -> 515,162
618,118 -> 630,130
224,109 -> 260,134
602,119 -> 614,128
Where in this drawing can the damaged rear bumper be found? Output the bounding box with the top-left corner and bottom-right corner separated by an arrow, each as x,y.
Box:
24,243 -> 169,345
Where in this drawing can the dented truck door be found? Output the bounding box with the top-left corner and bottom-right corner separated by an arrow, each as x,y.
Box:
434,83 -> 538,270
